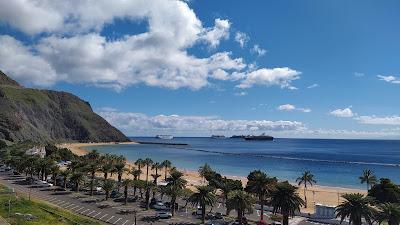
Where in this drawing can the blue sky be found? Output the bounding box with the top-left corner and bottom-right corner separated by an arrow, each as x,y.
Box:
0,0 -> 400,138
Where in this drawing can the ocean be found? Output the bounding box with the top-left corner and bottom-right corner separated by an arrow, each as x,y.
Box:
84,137 -> 400,189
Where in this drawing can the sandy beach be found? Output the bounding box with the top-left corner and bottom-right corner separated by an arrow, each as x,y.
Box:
60,142 -> 366,213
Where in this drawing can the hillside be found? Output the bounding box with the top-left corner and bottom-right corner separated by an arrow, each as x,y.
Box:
0,71 -> 129,143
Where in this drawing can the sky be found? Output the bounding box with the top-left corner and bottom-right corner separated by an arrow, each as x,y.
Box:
0,0 -> 400,139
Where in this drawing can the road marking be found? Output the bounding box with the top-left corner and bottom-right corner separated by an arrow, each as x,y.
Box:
48,197 -> 57,201
87,210 -> 96,216
114,218 -> 121,224
60,202 -> 70,207
75,207 -> 85,212
121,220 -> 129,225
106,215 -> 115,222
53,200 -> 63,204
93,212 -> 102,218
218,203 -> 221,208
81,209 -> 90,214
70,205 -> 79,210
100,214 -> 108,220
65,204 -> 75,208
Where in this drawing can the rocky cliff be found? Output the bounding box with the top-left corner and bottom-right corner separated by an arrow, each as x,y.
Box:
0,71 -> 129,143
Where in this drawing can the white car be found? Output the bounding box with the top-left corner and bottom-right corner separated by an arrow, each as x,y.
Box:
156,212 -> 172,219
153,202 -> 167,210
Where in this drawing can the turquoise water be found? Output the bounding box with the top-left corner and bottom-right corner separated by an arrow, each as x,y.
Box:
84,137 -> 400,189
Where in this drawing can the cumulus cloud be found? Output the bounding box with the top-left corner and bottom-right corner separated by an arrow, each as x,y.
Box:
0,35 -> 57,86
277,104 -> 311,113
329,107 -> 354,118
234,91 -> 248,96
234,32 -> 249,48
356,116 -> 400,125
237,67 -> 300,89
251,44 -> 266,56
0,0 -> 300,91
377,75 -> 400,84
97,108 -> 305,135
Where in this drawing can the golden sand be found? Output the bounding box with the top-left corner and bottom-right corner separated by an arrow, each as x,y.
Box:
60,142 -> 366,213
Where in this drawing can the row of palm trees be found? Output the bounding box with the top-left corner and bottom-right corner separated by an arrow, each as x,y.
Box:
1,144 -> 399,225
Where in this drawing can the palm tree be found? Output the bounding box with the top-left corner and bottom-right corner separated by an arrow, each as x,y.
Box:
143,158 -> 153,182
101,162 -> 113,180
122,179 -> 132,205
134,158 -> 145,180
86,162 -> 99,196
189,186 -> 217,224
359,169 -> 377,191
376,203 -> 400,225
245,170 -> 277,221
335,193 -> 375,225
198,163 -> 212,183
114,155 -> 127,183
161,160 -> 172,181
165,169 -> 188,216
131,168 -> 142,196
102,179 -> 115,200
60,170 -> 71,189
226,190 -> 254,225
50,165 -> 60,186
270,182 -> 305,225
70,172 -> 85,192
296,171 -> 316,208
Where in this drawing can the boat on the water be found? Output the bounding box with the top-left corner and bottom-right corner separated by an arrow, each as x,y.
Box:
156,135 -> 174,140
211,135 -> 226,139
244,133 -> 274,141
230,135 -> 246,139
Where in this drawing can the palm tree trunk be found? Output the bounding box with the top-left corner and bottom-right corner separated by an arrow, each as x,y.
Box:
304,183 -> 308,208
124,185 -> 128,205
63,178 -> 67,189
171,197 -> 176,216
104,172 -> 108,180
202,204 -> 206,224
283,215 -> 289,225
238,209 -> 243,225
164,167 -> 167,180
118,173 -> 122,183
90,172 -> 95,196
145,187 -> 150,209
260,196 -> 264,221
146,166 -> 149,182
106,191 -> 109,200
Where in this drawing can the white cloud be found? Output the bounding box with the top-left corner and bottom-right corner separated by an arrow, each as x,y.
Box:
277,104 -> 311,113
277,104 -> 295,111
234,32 -> 249,48
0,0 -> 300,91
237,67 -> 301,89
329,107 -> 354,118
0,35 -> 58,86
97,109 -> 305,135
201,18 -> 231,48
354,72 -> 365,77
307,84 -> 319,89
377,75 -> 400,84
356,116 -> 400,125
251,44 -> 267,56
234,91 -> 248,96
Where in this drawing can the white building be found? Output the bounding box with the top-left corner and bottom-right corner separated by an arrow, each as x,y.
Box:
315,203 -> 336,219
25,146 -> 46,158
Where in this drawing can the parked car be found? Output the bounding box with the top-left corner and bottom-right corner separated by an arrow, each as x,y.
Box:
156,211 -> 172,219
152,202 -> 167,210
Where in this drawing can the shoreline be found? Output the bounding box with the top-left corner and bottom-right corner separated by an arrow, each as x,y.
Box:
61,142 -> 366,213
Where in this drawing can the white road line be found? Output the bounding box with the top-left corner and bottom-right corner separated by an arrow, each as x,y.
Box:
53,200 -> 63,204
65,204 -> 75,208
217,203 -> 221,208
114,218 -> 121,224
106,215 -> 115,222
48,197 -> 57,201
93,212 -> 102,218
121,220 -> 129,225
100,214 -> 108,220
60,202 -> 70,207
87,210 -> 96,216
75,207 -> 85,212
70,205 -> 79,210
81,209 -> 90,214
